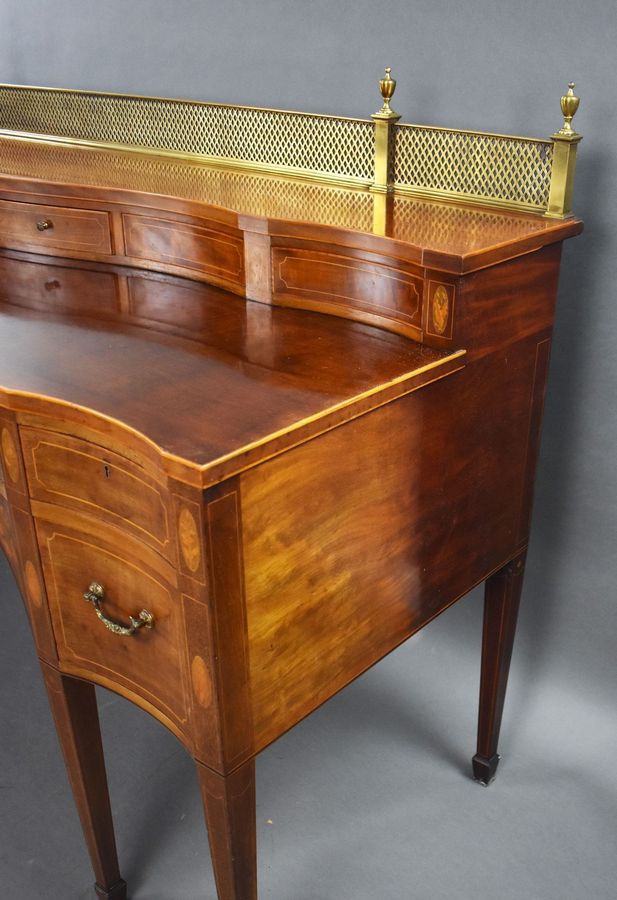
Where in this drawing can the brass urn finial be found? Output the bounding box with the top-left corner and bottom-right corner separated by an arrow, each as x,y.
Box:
558,82 -> 580,136
373,66 -> 400,120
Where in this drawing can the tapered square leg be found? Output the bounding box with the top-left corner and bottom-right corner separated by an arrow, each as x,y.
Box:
40,663 -> 126,900
197,758 -> 257,900
473,552 -> 526,785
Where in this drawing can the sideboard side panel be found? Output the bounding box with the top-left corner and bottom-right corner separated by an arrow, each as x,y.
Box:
240,329 -> 545,753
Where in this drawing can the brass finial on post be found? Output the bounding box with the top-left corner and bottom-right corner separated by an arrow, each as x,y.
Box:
547,82 -> 583,218
375,67 -> 400,120
371,67 -> 401,197
558,82 -> 580,135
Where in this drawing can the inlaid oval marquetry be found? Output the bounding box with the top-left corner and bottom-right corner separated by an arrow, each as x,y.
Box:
178,506 -> 201,573
24,560 -> 43,608
191,655 -> 213,709
432,285 -> 450,335
1,428 -> 20,484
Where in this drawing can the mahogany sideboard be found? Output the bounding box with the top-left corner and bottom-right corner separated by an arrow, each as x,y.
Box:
0,76 -> 583,898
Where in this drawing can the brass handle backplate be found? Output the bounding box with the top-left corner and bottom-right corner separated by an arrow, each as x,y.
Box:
83,582 -> 154,637
36,219 -> 53,231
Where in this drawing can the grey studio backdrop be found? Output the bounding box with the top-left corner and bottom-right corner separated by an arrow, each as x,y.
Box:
0,2 -> 615,899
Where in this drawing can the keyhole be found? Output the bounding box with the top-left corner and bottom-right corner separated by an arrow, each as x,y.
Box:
103,464 -> 111,479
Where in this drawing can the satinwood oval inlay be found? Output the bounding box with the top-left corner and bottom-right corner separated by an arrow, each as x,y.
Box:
1,428 -> 19,483
191,655 -> 213,709
432,285 -> 450,335
178,507 -> 201,573
24,560 -> 43,608
433,284 -> 450,334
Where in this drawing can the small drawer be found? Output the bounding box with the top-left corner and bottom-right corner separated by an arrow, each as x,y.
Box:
123,212 -> 245,291
0,255 -> 119,315
271,243 -> 424,340
35,509 -> 190,734
20,428 -> 174,561
0,199 -> 112,256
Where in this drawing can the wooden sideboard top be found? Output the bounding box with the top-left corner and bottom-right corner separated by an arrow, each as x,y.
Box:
0,255 -> 464,486
0,136 -> 582,272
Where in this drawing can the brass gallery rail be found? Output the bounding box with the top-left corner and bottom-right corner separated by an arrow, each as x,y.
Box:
0,71 -> 581,216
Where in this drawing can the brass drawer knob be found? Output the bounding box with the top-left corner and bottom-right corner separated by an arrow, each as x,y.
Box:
83,582 -> 154,637
36,219 -> 53,231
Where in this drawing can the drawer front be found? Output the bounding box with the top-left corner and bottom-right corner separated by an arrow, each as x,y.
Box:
123,212 -> 245,291
271,243 -> 424,339
0,199 -> 112,256
36,512 -> 189,733
20,428 -> 174,561
0,255 -> 119,315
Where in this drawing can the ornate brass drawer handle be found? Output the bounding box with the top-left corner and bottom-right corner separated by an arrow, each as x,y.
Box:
36,218 -> 53,231
83,582 -> 154,636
